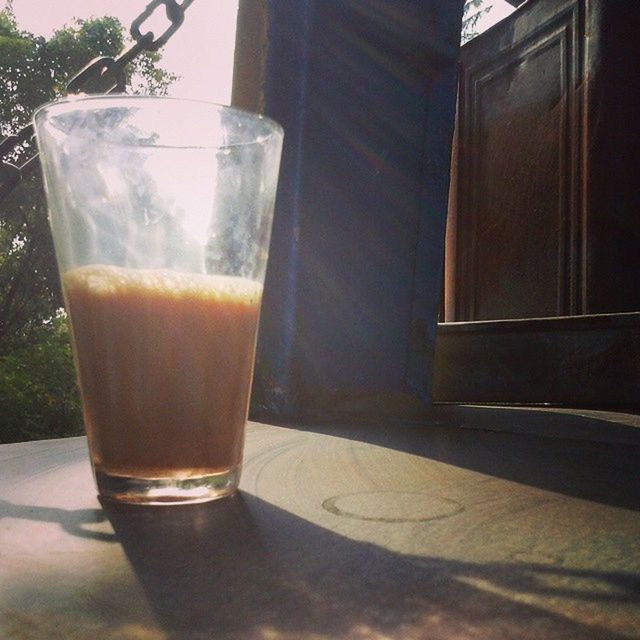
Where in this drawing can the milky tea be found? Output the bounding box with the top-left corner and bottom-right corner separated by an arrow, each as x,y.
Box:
64,265 -> 261,481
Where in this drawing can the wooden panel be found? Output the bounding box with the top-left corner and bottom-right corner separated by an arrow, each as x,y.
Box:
448,0 -> 640,322
583,1 -> 640,314
433,312 -> 640,406
436,0 -> 640,406
455,0 -> 583,321
231,0 -> 267,114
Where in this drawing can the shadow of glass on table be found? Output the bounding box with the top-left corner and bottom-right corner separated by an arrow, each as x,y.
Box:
98,492 -> 639,640
0,498 -> 114,543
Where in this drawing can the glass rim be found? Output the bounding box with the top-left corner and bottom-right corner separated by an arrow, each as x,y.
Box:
33,94 -> 284,150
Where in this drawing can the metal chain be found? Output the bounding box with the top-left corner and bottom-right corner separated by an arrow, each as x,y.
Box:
0,0 -> 196,201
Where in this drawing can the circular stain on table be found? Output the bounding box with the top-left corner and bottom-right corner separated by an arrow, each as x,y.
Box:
322,491 -> 464,523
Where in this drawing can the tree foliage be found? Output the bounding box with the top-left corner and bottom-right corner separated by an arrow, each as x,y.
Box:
0,310 -> 82,442
462,0 -> 493,44
0,6 -> 177,442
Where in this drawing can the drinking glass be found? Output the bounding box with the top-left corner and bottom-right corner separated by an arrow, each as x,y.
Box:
34,96 -> 283,504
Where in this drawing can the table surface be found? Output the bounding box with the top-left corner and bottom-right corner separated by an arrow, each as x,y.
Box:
1,406 -> 639,640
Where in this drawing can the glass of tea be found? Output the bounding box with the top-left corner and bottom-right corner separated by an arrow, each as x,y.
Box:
34,96 -> 283,505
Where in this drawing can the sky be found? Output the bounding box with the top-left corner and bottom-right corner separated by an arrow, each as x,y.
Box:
474,0 -> 516,33
10,0 -> 239,105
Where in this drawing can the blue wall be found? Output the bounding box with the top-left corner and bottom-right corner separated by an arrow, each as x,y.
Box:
254,0 -> 464,417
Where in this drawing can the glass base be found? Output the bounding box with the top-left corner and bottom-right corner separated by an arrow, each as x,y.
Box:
94,466 -> 240,505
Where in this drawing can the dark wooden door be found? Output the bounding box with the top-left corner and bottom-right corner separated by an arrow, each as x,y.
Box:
435,0 -> 640,406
